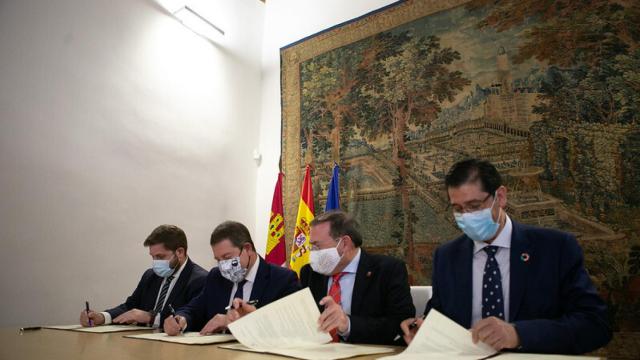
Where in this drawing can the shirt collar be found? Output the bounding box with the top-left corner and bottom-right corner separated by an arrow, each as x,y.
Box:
473,215 -> 513,254
170,255 -> 188,279
244,254 -> 260,283
341,248 -> 361,274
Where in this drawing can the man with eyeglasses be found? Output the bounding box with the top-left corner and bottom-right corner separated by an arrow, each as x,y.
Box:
401,159 -> 611,354
299,210 -> 415,345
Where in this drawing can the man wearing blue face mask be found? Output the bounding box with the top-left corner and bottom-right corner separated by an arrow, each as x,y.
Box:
80,225 -> 207,328
401,159 -> 611,355
163,220 -> 300,335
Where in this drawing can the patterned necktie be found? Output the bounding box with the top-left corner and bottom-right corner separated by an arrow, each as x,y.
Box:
328,272 -> 345,342
232,279 -> 248,302
152,275 -> 175,316
482,246 -> 505,320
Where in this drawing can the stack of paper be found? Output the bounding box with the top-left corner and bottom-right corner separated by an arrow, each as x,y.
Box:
379,310 -> 601,360
379,309 -> 495,360
221,288 -> 395,360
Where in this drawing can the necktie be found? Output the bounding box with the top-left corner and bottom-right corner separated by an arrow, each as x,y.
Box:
328,272 -> 345,342
232,279 -> 248,302
152,275 -> 175,316
482,246 -> 505,320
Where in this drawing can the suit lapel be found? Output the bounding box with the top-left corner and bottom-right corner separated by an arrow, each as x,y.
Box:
351,250 -> 373,314
164,258 -> 192,307
455,238 -> 473,328
312,272 -> 329,306
247,257 -> 269,303
509,221 -> 531,321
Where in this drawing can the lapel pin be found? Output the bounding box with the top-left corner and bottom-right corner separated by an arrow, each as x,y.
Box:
520,253 -> 530,262
366,271 -> 372,277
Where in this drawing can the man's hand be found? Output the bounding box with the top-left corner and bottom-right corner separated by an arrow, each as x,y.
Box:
112,309 -> 152,325
200,314 -> 228,335
227,298 -> 257,323
318,296 -> 349,334
163,315 -> 187,336
80,310 -> 105,327
400,316 -> 424,345
471,317 -> 520,351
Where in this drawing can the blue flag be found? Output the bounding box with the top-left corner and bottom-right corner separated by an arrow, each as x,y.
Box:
325,163 -> 340,211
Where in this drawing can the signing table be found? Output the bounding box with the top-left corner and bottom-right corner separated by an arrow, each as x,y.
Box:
0,328 -> 402,360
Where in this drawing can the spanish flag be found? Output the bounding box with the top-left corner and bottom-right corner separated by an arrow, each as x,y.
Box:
265,172 -> 286,266
289,165 -> 314,276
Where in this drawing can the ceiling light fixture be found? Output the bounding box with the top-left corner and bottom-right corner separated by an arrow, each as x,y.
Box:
173,6 -> 224,42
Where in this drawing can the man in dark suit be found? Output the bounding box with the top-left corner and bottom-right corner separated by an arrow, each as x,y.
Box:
163,220 -> 300,335
80,225 -> 207,328
299,210 -> 414,345
401,159 -> 611,354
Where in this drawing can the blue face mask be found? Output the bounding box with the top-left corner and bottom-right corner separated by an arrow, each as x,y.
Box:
454,194 -> 500,242
152,255 -> 176,278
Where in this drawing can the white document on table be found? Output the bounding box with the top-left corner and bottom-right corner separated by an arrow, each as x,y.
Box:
378,309 -> 496,360
125,332 -> 235,345
496,354 -> 601,360
224,288 -> 394,360
44,324 -> 151,333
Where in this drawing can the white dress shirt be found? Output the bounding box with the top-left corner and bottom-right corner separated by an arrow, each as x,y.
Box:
326,248 -> 361,338
471,216 -> 512,327
102,256 -> 189,327
227,255 -> 260,307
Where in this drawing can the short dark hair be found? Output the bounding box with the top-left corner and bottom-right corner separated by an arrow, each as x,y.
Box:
143,224 -> 188,251
310,210 -> 363,247
445,158 -> 502,194
210,221 -> 255,251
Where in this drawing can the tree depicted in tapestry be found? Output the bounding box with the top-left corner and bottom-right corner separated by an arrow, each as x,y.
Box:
295,0 -> 639,347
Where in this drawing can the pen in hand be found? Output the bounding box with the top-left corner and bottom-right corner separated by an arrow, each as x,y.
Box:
394,317 -> 421,342
85,301 -> 93,327
167,304 -> 183,334
224,299 -> 259,311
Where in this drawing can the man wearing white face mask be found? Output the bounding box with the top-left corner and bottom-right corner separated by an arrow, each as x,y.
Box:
80,225 -> 207,328
164,221 -> 300,336
299,211 -> 415,345
401,159 -> 611,355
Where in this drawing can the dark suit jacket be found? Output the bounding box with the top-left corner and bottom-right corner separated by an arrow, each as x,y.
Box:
105,258 -> 207,326
177,257 -> 300,331
300,250 -> 415,345
426,221 -> 611,354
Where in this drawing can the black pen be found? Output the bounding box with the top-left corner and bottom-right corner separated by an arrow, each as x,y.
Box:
394,317 -> 421,342
19,326 -> 41,333
85,301 -> 93,327
167,304 -> 183,334
225,299 -> 259,311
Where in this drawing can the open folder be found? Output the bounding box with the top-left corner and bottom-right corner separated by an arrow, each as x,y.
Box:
125,332 -> 235,345
220,288 -> 395,360
43,324 -> 151,333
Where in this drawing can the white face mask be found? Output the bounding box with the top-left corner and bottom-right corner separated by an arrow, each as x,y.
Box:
310,238 -> 343,275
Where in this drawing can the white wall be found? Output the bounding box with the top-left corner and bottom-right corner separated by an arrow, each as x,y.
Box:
254,0 -> 399,254
0,0 -> 264,326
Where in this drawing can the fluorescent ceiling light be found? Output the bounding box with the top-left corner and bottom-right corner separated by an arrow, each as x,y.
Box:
173,6 -> 224,42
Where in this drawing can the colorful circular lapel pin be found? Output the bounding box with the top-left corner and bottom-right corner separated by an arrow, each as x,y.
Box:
520,253 -> 530,262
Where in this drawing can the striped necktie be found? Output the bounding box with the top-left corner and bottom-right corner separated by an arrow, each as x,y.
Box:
152,275 -> 175,316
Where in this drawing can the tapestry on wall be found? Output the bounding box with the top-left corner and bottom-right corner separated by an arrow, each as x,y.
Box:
280,0 -> 639,356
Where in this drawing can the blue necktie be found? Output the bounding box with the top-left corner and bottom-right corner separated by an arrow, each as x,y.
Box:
482,246 -> 504,320
233,279 -> 248,301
